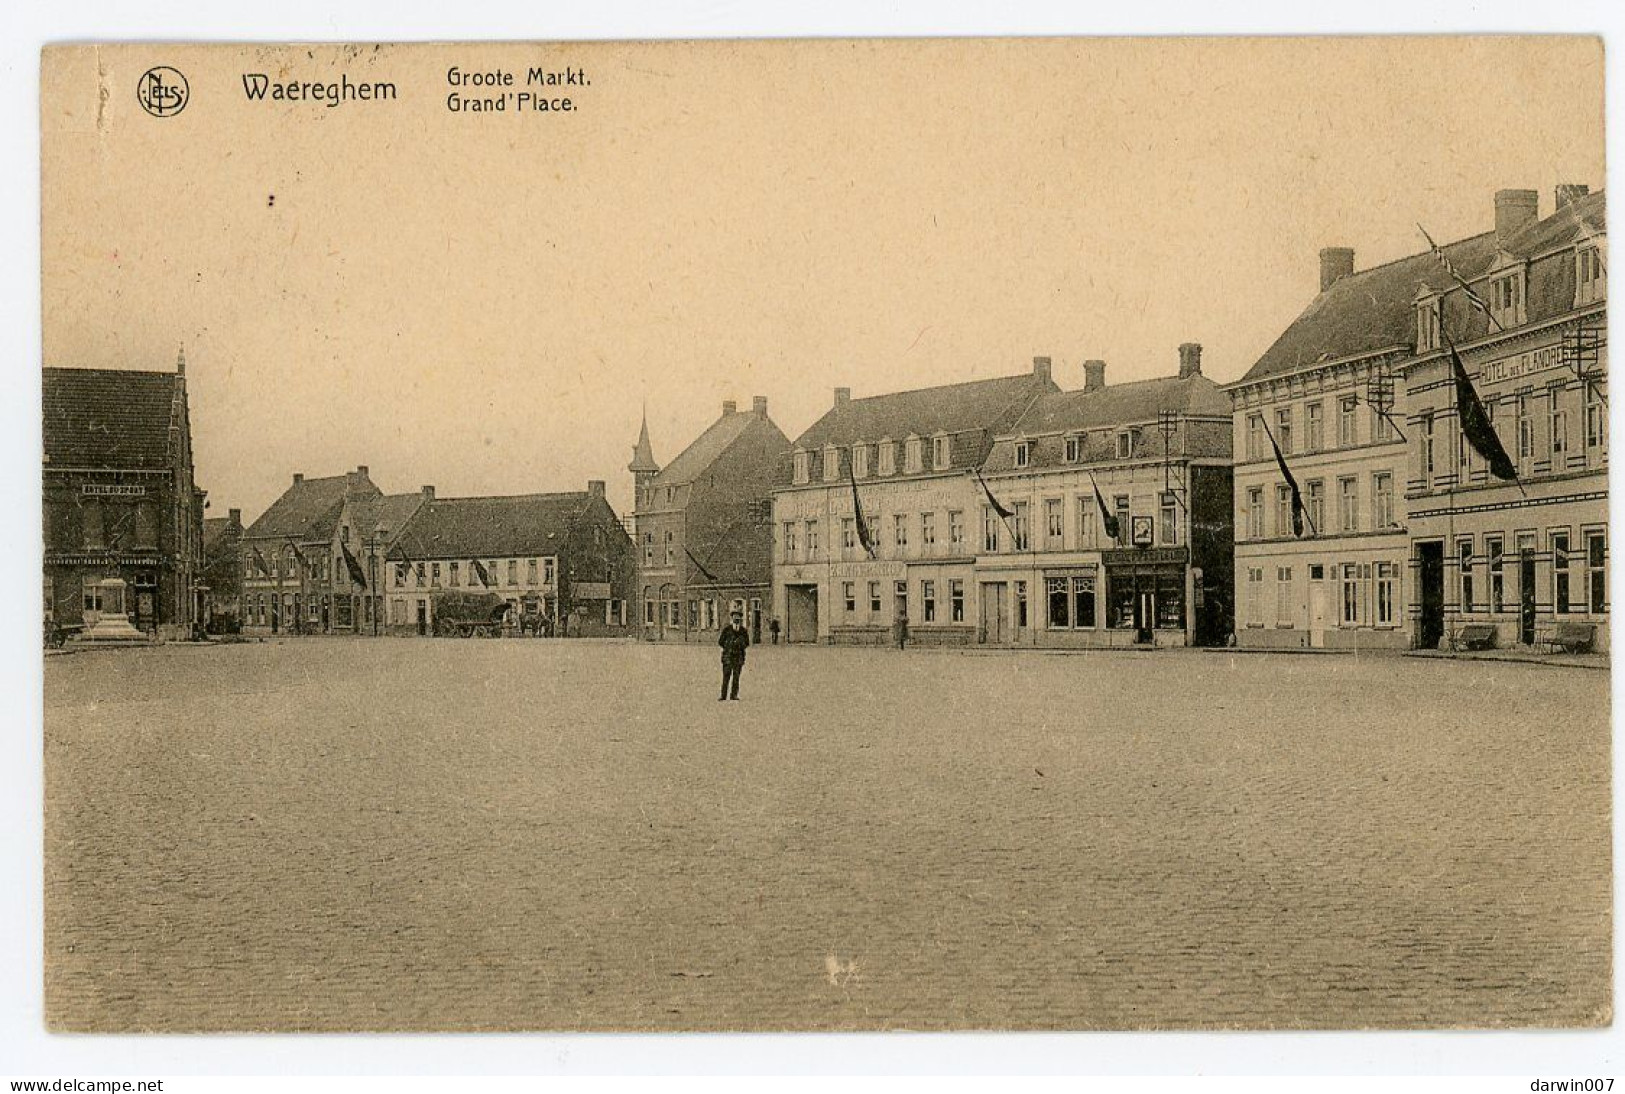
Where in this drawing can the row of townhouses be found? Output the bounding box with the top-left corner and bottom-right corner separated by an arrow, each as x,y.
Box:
43,184 -> 1606,654
629,184 -> 1607,655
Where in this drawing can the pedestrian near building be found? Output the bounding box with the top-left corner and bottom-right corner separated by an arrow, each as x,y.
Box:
719,609 -> 750,700
893,607 -> 909,650
769,616 -> 780,644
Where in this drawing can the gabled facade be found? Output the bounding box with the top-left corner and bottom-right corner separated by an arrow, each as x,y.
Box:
630,397 -> 790,642
200,507 -> 244,631
42,358 -> 206,640
240,466 -> 380,634
978,345 -> 1234,647
772,357 -> 1058,644
386,482 -> 635,636
1401,186 -> 1607,651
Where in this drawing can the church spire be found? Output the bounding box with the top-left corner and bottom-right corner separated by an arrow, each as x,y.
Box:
175,343 -> 187,377
629,406 -> 660,474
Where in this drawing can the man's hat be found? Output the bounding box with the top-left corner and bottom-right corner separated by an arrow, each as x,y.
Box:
730,609 -> 743,618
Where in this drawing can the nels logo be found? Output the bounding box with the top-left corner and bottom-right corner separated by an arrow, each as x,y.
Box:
137,66 -> 189,118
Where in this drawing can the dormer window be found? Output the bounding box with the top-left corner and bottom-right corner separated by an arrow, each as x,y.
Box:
1014,440 -> 1031,468
1489,270 -> 1525,328
1116,430 -> 1136,459
1417,297 -> 1442,352
823,444 -> 841,483
931,433 -> 951,470
1064,434 -> 1083,463
877,439 -> 895,476
793,449 -> 810,484
1578,245 -> 1606,305
904,435 -> 923,474
853,444 -> 869,478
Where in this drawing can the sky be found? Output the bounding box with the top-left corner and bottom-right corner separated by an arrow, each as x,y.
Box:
41,37 -> 1605,523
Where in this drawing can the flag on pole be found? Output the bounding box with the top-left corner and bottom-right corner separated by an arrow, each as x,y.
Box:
846,455 -> 877,559
684,546 -> 719,583
1444,325 -> 1519,482
470,558 -> 493,587
284,536 -> 307,569
1419,224 -> 1502,331
1088,472 -> 1122,543
341,540 -> 369,589
1262,419 -> 1310,537
975,468 -> 1014,520
250,545 -> 272,577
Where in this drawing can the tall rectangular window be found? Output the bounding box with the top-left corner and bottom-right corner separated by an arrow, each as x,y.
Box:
1246,414 -> 1264,460
1339,476 -> 1359,534
1012,502 -> 1030,551
921,512 -> 937,552
527,559 -> 538,585
1274,484 -> 1293,538
893,514 -> 908,551
1246,487 -> 1264,540
949,579 -> 965,623
1160,500 -> 1177,545
1372,472 -> 1394,529
983,509 -> 1001,553
921,581 -> 936,623
1577,246 -> 1606,304
905,438 -> 923,474
1517,392 -> 1534,460
1552,531 -> 1571,614
843,582 -> 856,615
1078,497 -> 1095,546
1486,535 -> 1505,612
1072,575 -> 1095,629
869,581 -> 882,616
783,522 -> 797,558
1459,538 -> 1474,613
853,444 -> 869,478
1275,566 -> 1293,627
1046,499 -> 1064,548
1341,563 -> 1363,626
805,520 -> 820,559
841,517 -> 855,553
932,435 -> 950,469
449,562 -> 460,587
1048,577 -> 1069,628
1339,396 -> 1359,447
1550,383 -> 1569,458
948,510 -> 964,550
1421,413 -> 1436,483
1305,402 -> 1323,452
1586,382 -> 1606,450
1306,480 -> 1324,535
1246,567 -> 1264,627
1375,563 -> 1396,625
1064,435 -> 1083,462
877,442 -> 895,476
1275,407 -> 1293,454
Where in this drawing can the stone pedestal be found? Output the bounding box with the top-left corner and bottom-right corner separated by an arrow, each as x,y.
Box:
81,578 -> 148,642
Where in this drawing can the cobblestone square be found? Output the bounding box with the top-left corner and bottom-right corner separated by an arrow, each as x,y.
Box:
44,639 -> 1610,1031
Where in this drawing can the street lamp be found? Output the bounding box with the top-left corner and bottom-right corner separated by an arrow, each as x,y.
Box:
369,521 -> 388,637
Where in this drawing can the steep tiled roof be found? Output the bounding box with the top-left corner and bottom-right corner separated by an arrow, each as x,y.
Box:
654,411 -> 759,487
245,471 -> 378,543
1242,232 -> 1499,384
1013,374 -> 1231,435
1242,189 -> 1606,386
202,516 -> 235,553
792,372 -> 1055,449
393,492 -> 593,560
349,492 -> 429,543
42,367 -> 182,470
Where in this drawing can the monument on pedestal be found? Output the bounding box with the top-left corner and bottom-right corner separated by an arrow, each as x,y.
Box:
80,577 -> 147,642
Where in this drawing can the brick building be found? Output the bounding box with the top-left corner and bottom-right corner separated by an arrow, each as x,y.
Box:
772,358 -> 1057,645
43,359 -> 206,640
386,482 -> 635,636
241,467 -> 381,634
629,398 -> 790,642
978,345 -> 1234,647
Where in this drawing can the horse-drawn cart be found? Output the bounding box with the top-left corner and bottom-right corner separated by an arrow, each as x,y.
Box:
430,591 -> 509,638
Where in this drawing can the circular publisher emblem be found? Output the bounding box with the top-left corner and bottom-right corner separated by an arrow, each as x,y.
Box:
136,67 -> 189,118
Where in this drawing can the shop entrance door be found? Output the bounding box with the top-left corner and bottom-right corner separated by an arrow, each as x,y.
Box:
1418,542 -> 1445,650
1520,550 -> 1538,645
1308,565 -> 1327,648
1134,586 -> 1155,644
786,584 -> 819,643
980,582 -> 1006,644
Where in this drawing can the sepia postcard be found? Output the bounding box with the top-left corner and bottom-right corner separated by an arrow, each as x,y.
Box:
39,37 -> 1609,1033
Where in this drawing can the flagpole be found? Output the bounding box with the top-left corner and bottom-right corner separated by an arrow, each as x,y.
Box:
1260,418 -> 1316,538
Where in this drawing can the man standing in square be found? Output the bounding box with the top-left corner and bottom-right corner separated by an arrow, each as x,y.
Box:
718,608 -> 750,700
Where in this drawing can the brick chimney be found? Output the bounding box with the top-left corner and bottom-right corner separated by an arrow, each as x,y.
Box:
1178,343 -> 1203,379
1556,183 -> 1590,211
1032,356 -> 1052,384
1495,189 -> 1539,242
1319,247 -> 1355,292
228,507 -> 241,526
588,479 -> 605,498
834,387 -> 851,407
1083,360 -> 1107,393
722,400 -> 737,415
293,473 -> 304,485
357,465 -> 369,477
421,485 -> 435,500
752,395 -> 768,416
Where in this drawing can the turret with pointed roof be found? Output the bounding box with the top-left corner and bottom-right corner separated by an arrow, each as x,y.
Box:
629,409 -> 660,492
